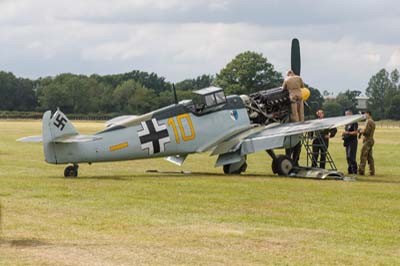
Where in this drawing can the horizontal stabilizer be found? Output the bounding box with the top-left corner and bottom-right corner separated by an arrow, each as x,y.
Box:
17,135 -> 43,142
17,134 -> 101,143
53,134 -> 102,143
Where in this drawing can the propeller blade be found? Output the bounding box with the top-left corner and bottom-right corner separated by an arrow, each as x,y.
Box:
172,83 -> 178,104
291,38 -> 301,75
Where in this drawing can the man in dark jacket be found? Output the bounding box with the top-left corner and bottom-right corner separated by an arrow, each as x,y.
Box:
342,110 -> 358,174
312,109 -> 337,169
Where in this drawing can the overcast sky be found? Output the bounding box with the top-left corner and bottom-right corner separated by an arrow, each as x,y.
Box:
1,0 -> 399,93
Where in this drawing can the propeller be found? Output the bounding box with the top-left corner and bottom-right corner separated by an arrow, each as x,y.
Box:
291,38 -> 301,76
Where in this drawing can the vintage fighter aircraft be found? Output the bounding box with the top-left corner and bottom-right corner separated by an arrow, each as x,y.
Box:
18,39 -> 364,177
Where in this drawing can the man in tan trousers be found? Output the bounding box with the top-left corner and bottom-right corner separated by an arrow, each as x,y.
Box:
282,70 -> 305,122
359,111 -> 375,175
283,70 -> 305,165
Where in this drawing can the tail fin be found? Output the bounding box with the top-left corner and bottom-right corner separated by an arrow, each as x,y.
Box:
45,109 -> 79,140
42,109 -> 79,164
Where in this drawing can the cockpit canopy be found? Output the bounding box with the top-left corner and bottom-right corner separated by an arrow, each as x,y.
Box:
192,86 -> 226,113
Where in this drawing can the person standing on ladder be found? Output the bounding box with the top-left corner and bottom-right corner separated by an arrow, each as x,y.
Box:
283,69 -> 305,166
312,109 -> 337,169
282,69 -> 305,122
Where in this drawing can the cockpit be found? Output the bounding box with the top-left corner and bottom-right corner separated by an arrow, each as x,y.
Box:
191,86 -> 227,114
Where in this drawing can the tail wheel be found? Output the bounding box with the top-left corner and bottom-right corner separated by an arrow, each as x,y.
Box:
272,155 -> 294,176
64,165 -> 78,178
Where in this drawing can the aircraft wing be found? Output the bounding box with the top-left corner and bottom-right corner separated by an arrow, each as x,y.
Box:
240,114 -> 364,155
213,114 -> 365,157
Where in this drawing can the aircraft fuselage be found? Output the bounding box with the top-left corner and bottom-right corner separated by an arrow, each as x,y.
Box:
47,95 -> 250,164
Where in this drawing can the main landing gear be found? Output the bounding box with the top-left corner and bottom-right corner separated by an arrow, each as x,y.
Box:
64,164 -> 79,178
221,151 -> 294,176
267,150 -> 294,176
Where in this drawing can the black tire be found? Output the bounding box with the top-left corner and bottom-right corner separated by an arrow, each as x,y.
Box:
272,155 -> 294,176
223,164 -> 231,174
64,165 -> 78,178
223,162 -> 247,175
272,159 -> 279,174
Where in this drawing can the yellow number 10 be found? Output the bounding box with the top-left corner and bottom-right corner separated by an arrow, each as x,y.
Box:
167,114 -> 196,144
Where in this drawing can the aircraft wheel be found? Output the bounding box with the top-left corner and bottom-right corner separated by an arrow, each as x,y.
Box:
64,165 -> 78,178
223,158 -> 247,175
272,155 -> 293,176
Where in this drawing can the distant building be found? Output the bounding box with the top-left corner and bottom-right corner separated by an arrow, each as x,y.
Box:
323,95 -> 336,101
355,94 -> 369,111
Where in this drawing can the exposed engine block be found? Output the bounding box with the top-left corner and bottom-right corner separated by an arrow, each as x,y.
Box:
243,87 -> 291,125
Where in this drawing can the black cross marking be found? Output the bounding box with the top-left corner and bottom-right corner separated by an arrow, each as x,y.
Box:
138,119 -> 170,155
53,114 -> 68,131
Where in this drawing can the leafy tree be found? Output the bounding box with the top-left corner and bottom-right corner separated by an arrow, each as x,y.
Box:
157,89 -> 193,109
322,90 -> 330,97
14,78 -> 36,111
335,90 -> 360,113
390,69 -> 399,86
303,85 -> 324,118
0,71 -> 36,111
37,80 -> 73,112
35,72 -> 178,114
98,85 -> 116,113
0,72 -> 15,110
109,79 -> 162,114
94,70 -> 171,95
175,74 -> 214,91
386,94 -> 400,120
366,69 -> 396,120
157,90 -> 175,108
36,73 -> 105,113
215,51 -> 283,95
111,79 -> 140,113
322,101 -> 343,117
335,93 -> 353,112
128,86 -> 158,114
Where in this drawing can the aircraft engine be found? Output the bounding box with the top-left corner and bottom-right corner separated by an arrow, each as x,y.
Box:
244,87 -> 291,125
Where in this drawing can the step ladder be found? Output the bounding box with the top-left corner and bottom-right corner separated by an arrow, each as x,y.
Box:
302,132 -> 337,171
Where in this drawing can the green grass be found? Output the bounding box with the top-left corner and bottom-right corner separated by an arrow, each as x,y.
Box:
0,120 -> 399,265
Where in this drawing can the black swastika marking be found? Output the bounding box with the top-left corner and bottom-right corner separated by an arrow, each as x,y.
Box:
53,114 -> 68,131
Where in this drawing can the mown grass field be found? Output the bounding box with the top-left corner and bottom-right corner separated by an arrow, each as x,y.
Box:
0,120 -> 399,266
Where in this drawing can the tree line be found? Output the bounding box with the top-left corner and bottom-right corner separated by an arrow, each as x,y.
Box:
321,69 -> 400,119
0,51 -> 398,119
